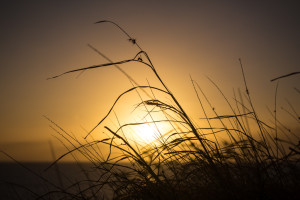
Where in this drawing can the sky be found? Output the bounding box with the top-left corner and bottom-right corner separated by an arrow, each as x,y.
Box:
0,0 -> 299,162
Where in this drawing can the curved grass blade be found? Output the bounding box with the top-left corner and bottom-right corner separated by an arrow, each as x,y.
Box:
271,71 -> 300,82
85,86 -> 168,139
47,59 -> 133,80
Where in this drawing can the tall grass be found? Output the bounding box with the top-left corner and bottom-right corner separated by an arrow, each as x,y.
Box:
10,21 -> 300,199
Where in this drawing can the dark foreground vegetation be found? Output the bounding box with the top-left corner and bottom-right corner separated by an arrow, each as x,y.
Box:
3,21 -> 300,200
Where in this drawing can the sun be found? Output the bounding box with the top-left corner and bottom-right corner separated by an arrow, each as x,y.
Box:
136,123 -> 160,144
118,109 -> 175,146
129,121 -> 169,146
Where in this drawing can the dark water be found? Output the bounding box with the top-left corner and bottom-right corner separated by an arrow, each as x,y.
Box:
0,162 -> 96,199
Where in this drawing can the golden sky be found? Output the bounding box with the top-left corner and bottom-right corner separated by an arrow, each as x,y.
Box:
0,0 -> 299,162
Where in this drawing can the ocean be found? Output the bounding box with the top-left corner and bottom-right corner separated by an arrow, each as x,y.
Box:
0,162 -> 98,200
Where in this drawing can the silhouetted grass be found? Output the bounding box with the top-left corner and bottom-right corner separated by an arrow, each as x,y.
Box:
5,21 -> 300,200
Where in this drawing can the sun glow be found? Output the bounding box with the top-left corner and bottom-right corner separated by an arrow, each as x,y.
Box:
127,120 -> 171,146
134,123 -> 161,144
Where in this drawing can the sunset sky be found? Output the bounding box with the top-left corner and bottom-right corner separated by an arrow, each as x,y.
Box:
0,0 -> 299,162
